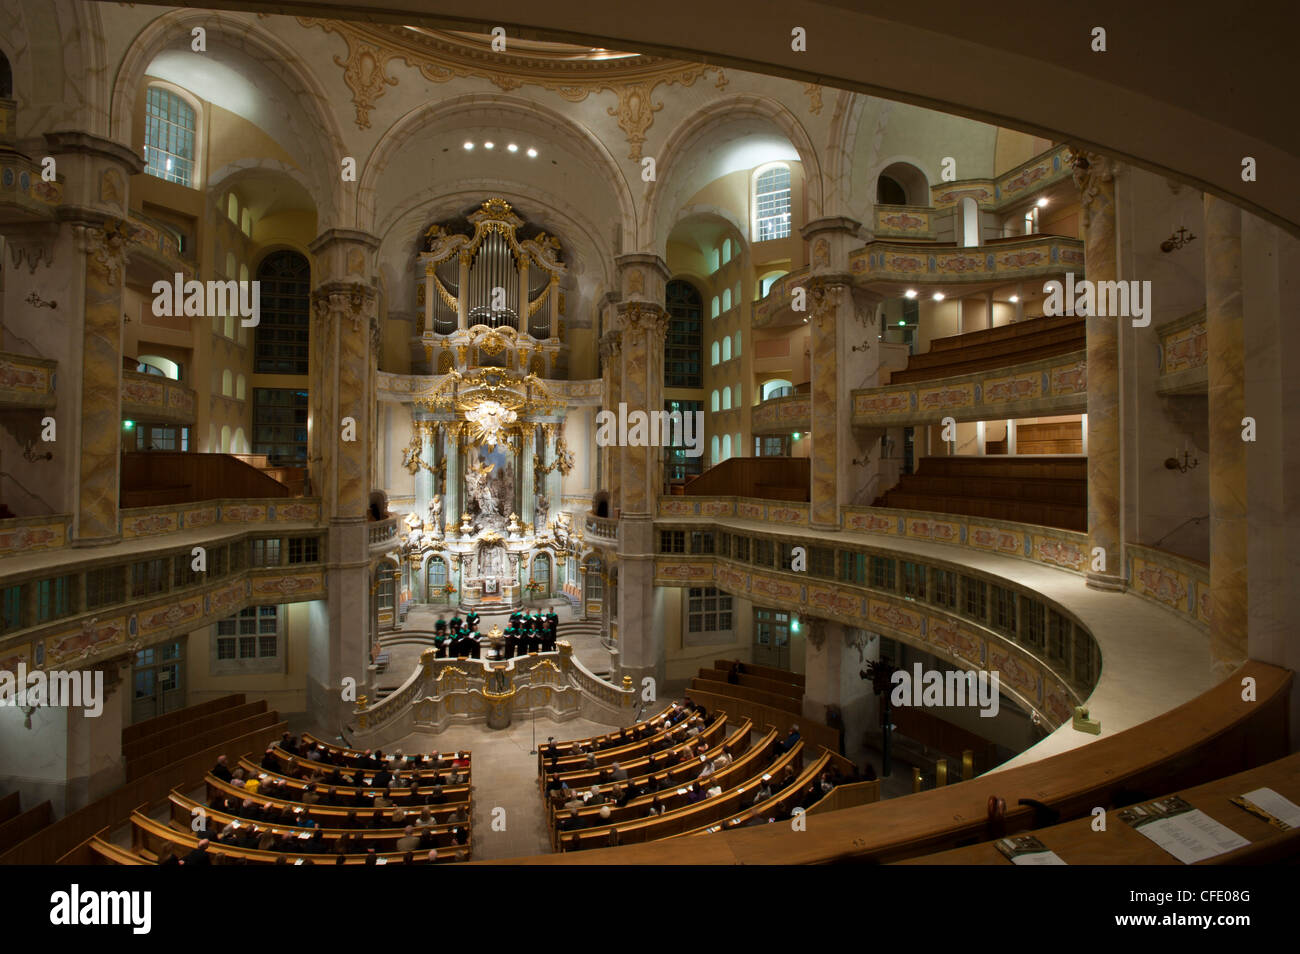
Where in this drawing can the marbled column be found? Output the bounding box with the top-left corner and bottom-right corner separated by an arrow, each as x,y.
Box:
803,618 -> 845,725
521,424 -> 537,526
415,420 -> 434,517
544,423 -> 563,517
443,424 -> 461,528
72,222 -> 128,545
809,283 -> 844,529
1072,152 -> 1125,590
617,302 -> 668,516
1204,195 -> 1248,675
599,331 -> 622,509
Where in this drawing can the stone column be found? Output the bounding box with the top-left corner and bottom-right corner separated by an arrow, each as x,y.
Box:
1072,152 -> 1125,590
598,329 -> 622,511
414,418 -> 434,516
802,619 -> 876,762
306,229 -> 381,733
542,422 -> 563,520
521,423 -> 537,527
1203,195 -> 1248,674
70,221 -> 129,545
443,423 -> 461,528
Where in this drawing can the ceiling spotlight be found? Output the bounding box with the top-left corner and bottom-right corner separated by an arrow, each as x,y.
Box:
507,143 -> 518,153
1036,198 -> 1049,207
484,141 -> 494,150
1009,295 -> 1019,303
463,142 -> 474,150
932,292 -> 945,301
904,289 -> 918,299
527,148 -> 538,158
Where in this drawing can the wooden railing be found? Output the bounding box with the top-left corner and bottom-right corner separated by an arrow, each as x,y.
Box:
684,457 -> 809,501
120,452 -> 293,508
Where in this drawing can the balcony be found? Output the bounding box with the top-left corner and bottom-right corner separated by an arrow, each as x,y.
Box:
0,152 -> 63,226
369,516 -> 399,548
750,391 -> 811,435
120,371 -> 196,426
584,512 -> 618,546
0,351 -> 57,410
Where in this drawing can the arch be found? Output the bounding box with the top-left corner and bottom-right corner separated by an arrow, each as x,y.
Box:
531,552 -> 552,592
722,288 -> 732,312
219,425 -> 232,453
761,378 -> 794,401
109,10 -> 344,227
722,336 -> 731,362
137,354 -> 179,380
711,435 -> 720,464
235,374 -> 246,400
721,238 -> 732,265
233,427 -> 247,454
710,296 -> 720,319
722,434 -> 732,459
722,387 -> 732,410
733,331 -> 742,358
757,269 -> 789,299
358,92 -> 636,248
710,341 -> 720,366
227,193 -> 239,222
642,93 -> 825,254
221,369 -> 232,397
877,161 -> 931,206
711,390 -> 720,412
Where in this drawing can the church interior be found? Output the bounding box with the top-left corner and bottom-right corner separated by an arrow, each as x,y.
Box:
0,1 -> 1297,869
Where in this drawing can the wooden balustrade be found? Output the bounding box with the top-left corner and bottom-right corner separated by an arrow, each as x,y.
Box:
684,457 -> 810,501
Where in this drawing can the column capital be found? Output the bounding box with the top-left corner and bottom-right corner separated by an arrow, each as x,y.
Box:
1068,149 -> 1117,227
73,218 -> 130,285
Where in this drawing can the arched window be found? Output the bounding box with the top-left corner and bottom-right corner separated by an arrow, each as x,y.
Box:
754,163 -> 792,241
722,434 -> 732,459
710,341 -> 720,366
225,253 -> 237,282
144,86 -> 196,187
711,435 -> 720,464
722,337 -> 731,362
961,196 -> 981,248
733,331 -> 741,358
710,296 -> 720,319
241,209 -> 253,237
722,238 -> 732,265
235,374 -> 246,401
664,279 -> 702,388
239,264 -> 249,284
532,554 -> 551,594
426,557 -> 449,602
762,378 -> 794,401
876,175 -> 907,205
227,194 -> 239,223
221,369 -> 232,397
734,432 -> 742,457
223,315 -> 235,339
584,557 -> 603,610
759,271 -> 788,298
708,247 -> 720,273
137,355 -> 180,380
233,427 -> 247,454
220,425 -> 232,453
711,390 -> 720,412
722,288 -> 732,312
256,250 -> 310,374
722,387 -> 732,410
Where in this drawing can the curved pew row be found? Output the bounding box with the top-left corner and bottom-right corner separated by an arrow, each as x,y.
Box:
681,751 -> 836,836
301,732 -> 471,770
549,725 -> 773,846
491,661 -> 1292,865
557,741 -> 822,851
130,811 -> 465,865
536,703 -> 687,771
542,713 -> 732,793
898,752 -> 1300,865
168,791 -> 472,855
234,755 -> 471,805
539,707 -> 703,777
269,746 -> 470,783
205,774 -> 471,827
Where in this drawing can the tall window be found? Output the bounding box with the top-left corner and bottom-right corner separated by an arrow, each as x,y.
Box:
426,557 -> 449,602
214,605 -> 282,673
754,164 -> 792,241
664,280 -> 702,388
256,251 -> 310,374
664,399 -> 704,484
252,388 -> 308,466
143,87 -> 196,187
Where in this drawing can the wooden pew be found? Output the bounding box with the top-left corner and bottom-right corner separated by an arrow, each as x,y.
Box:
900,751 -> 1300,865
542,713 -> 731,789
0,800 -> 52,854
685,688 -> 840,754
559,741 -> 807,851
551,728 -> 778,837
713,660 -> 804,689
122,701 -> 268,762
126,709 -> 283,781
0,791 -> 22,824
129,811 -> 465,865
204,775 -> 471,826
122,694 -> 245,747
78,829 -> 152,865
806,780 -> 882,816
698,668 -> 803,700
301,732 -> 470,769
268,745 -> 471,784
167,791 -> 471,854
233,755 -> 471,806
541,710 -> 710,774
690,677 -> 803,714
536,704 -> 681,768
680,749 -> 833,836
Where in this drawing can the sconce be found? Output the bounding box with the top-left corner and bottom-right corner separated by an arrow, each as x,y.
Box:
1160,226 -> 1196,253
24,292 -> 57,309
1164,449 -> 1198,473
23,442 -> 53,463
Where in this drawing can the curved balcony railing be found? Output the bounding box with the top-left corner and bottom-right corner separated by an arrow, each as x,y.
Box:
369,516 -> 399,548
121,370 -> 197,426
584,512 -> 618,545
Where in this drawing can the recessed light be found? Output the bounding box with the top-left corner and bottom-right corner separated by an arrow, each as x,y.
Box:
527,148 -> 538,158
463,142 -> 474,151
1036,198 -> 1048,207
507,143 -> 518,153
1009,295 -> 1019,303
932,292 -> 945,301
904,289 -> 917,299
484,142 -> 494,150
